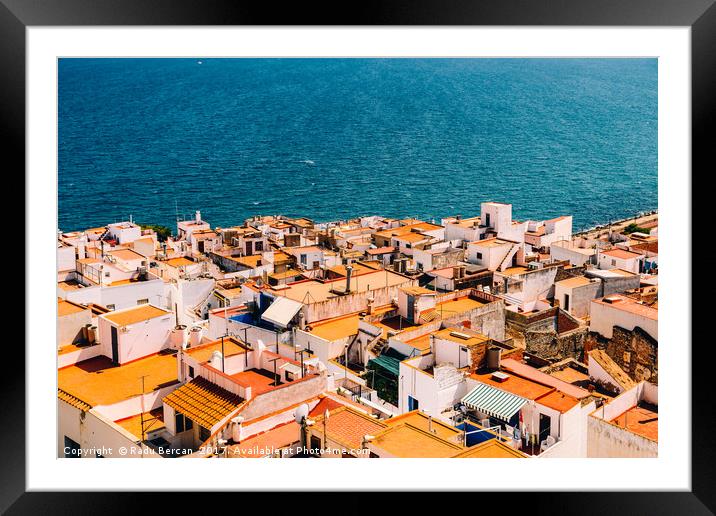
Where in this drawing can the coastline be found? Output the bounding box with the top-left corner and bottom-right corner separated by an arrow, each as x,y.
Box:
573,209 -> 658,238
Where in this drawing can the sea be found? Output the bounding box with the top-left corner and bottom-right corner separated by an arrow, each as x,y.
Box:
58,58 -> 657,233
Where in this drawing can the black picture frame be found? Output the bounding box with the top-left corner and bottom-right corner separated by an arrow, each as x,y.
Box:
6,0 -> 713,513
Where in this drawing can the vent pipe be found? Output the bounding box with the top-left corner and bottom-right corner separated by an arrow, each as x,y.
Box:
345,265 -> 353,293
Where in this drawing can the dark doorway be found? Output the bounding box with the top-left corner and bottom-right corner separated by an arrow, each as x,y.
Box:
111,326 -> 119,364
539,413 -> 552,444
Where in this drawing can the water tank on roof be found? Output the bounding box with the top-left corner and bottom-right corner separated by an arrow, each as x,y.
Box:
487,346 -> 502,371
189,326 -> 203,347
211,350 -> 223,369
171,325 -> 188,349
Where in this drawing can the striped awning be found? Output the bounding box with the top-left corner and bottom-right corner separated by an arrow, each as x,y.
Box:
461,383 -> 527,421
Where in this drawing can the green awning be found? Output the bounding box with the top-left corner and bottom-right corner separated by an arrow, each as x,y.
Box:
368,355 -> 400,376
461,383 -> 527,421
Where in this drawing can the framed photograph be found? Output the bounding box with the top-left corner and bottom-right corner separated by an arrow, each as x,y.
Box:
8,0 -> 713,512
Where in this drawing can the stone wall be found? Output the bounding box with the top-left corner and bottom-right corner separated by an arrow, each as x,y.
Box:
585,326 -> 658,384
443,299 -> 506,341
507,307 -> 588,361
524,326 -> 588,362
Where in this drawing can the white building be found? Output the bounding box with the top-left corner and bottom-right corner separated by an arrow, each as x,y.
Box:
550,240 -> 596,267
467,238 -> 519,271
177,211 -> 211,241
588,381 -> 658,457
107,221 -> 143,244
598,248 -> 644,274
98,304 -> 174,364
589,294 -> 657,340
524,216 -> 573,250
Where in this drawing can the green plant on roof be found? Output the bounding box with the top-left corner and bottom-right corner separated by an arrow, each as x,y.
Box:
139,223 -> 172,241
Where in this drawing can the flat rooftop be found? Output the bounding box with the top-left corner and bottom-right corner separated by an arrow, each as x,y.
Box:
469,237 -> 511,248
370,423 -> 463,458
115,409 -> 165,440
610,404 -> 658,441
435,296 -> 485,316
402,333 -> 432,353
58,280 -> 84,291
454,439 -> 526,458
231,369 -> 283,395
434,327 -> 490,348
271,270 -> 412,304
102,305 -> 172,327
499,266 -> 530,276
185,337 -> 248,363
592,295 -> 657,320
556,276 -> 594,289
549,366 -> 590,386
58,298 -> 88,317
471,371 -> 553,401
58,353 -> 179,407
164,257 -> 195,268
601,248 -> 644,260
385,410 -> 462,442
307,305 -> 396,342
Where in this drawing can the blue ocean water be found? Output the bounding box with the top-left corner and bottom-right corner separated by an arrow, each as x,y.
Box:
58,58 -> 657,232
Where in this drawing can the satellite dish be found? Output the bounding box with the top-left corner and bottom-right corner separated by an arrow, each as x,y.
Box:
295,403 -> 310,424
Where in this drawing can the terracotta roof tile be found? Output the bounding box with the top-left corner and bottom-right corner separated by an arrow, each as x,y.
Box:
164,377 -> 244,430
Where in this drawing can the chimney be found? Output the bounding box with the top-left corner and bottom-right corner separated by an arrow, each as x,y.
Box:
345,265 -> 353,293
195,210 -> 201,223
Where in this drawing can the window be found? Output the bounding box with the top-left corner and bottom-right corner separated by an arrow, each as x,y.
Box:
611,259 -> 617,266
104,271 -> 110,277
300,254 -> 307,264
137,298 -> 149,305
64,436 -> 81,458
475,252 -> 483,260
106,304 -> 116,311
199,426 -> 211,442
188,366 -> 195,379
175,412 -> 193,433
255,241 -> 263,252
563,294 -> 570,311
408,396 -> 419,411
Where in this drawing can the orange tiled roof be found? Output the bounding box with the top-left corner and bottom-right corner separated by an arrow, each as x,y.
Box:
228,421 -> 301,458
309,397 -> 344,417
58,388 -> 91,411
164,377 -> 244,430
311,406 -> 387,449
